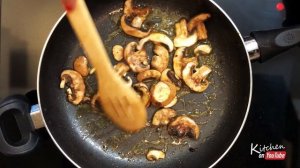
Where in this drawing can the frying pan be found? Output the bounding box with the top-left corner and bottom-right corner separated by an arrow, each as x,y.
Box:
0,0 -> 299,167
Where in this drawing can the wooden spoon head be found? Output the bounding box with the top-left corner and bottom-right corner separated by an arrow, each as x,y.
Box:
98,76 -> 147,133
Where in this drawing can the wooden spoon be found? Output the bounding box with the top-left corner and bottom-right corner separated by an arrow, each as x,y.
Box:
61,0 -> 147,132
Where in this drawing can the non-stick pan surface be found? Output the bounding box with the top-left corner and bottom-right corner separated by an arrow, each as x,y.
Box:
38,0 -> 252,167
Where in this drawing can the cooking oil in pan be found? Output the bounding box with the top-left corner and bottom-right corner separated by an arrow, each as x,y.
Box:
73,5 -> 226,162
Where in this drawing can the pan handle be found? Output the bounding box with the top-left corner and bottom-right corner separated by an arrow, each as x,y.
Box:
0,95 -> 39,155
246,26 -> 300,62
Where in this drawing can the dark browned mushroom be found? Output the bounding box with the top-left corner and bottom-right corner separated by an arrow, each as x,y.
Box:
160,69 -> 182,90
151,44 -> 169,72
168,115 -> 200,140
182,62 -> 211,92
124,42 -> 150,73
121,15 -> 151,38
60,70 -> 85,105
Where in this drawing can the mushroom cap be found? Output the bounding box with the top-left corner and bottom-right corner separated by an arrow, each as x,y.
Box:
167,115 -> 200,140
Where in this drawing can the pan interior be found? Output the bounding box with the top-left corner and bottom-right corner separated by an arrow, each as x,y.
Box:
39,0 -> 251,167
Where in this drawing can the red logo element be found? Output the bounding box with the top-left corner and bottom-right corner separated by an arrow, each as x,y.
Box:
276,2 -> 285,11
264,151 -> 286,160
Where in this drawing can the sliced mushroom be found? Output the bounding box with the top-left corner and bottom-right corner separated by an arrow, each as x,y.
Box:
175,18 -> 188,37
182,56 -> 198,67
150,81 -> 177,107
173,47 -> 198,79
114,62 -> 130,76
137,69 -> 161,82
173,47 -> 185,79
112,45 -> 124,61
187,13 -> 211,40
124,0 -> 134,16
194,43 -> 212,55
160,69 -> 182,90
137,33 -> 174,52
196,22 -> 208,40
133,82 -> 150,107
123,0 -> 151,33
124,42 -> 150,73
151,44 -> 169,72
174,32 -> 198,48
146,149 -> 165,161
167,115 -> 200,140
152,108 -> 177,126
131,15 -> 147,28
121,15 -> 151,38
182,62 -> 212,92
124,0 -> 150,17
73,56 -> 89,77
174,19 -> 198,47
164,96 -> 178,108
187,13 -> 211,32
60,70 -> 85,105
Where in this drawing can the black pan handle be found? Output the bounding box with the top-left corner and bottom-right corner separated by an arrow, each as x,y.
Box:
0,95 -> 39,155
248,26 -> 300,62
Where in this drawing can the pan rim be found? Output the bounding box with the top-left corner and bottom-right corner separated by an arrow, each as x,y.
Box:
37,12 -> 82,168
208,0 -> 253,167
37,0 -> 253,167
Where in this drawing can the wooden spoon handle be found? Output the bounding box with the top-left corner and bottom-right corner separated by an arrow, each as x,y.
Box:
62,0 -> 113,78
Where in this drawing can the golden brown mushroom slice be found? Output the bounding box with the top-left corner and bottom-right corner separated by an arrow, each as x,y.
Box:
121,0 -> 151,38
137,33 -> 174,52
152,108 -> 176,126
60,70 -> 85,105
160,69 -> 182,90
194,43 -> 212,55
113,62 -> 130,76
167,115 -> 200,140
73,56 -> 89,77
124,0 -> 150,28
187,13 -> 211,40
173,47 -> 198,79
150,81 -> 177,107
131,16 -> 146,28
121,15 -> 151,38
137,69 -> 161,82
174,19 -> 198,47
133,82 -> 151,108
112,45 -> 124,61
164,96 -> 178,108
151,44 -> 169,73
146,149 -> 165,161
124,42 -> 150,73
182,62 -> 212,92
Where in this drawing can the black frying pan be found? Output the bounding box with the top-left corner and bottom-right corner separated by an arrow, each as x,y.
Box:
0,0 -> 299,167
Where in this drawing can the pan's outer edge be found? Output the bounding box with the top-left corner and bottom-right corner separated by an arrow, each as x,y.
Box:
37,12 -> 82,168
208,0 -> 253,167
37,1 -> 253,168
